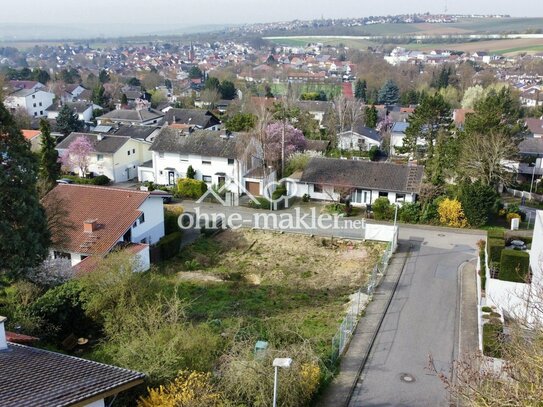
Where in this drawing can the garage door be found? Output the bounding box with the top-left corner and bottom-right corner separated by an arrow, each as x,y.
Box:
245,181 -> 260,196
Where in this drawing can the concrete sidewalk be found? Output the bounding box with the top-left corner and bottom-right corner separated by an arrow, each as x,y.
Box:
459,260 -> 480,360
316,242 -> 411,407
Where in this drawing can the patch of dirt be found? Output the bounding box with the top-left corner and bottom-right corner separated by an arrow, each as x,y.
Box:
177,271 -> 223,283
210,229 -> 385,290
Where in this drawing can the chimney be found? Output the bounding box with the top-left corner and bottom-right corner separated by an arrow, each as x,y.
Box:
0,316 -> 7,350
97,134 -> 103,141
84,219 -> 97,233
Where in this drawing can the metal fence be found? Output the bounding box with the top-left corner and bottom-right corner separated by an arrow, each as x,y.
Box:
331,241 -> 394,364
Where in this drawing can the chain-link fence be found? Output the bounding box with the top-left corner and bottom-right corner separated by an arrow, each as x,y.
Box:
331,240 -> 394,364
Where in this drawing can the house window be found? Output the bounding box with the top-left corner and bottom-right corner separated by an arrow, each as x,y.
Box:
396,194 -> 406,202
39,102 -> 42,106
379,192 -> 388,198
227,158 -> 235,165
33,103 -> 36,107
138,213 -> 145,224
132,149 -> 136,154
314,184 -> 323,193
203,175 -> 212,183
127,150 -> 131,156
32,94 -> 35,99
202,160 -> 211,165
97,154 -> 104,161
40,111 -> 43,115
34,112 -> 37,116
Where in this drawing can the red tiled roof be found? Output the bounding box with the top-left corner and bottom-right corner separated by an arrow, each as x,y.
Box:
22,130 -> 41,140
342,82 -> 354,99
42,185 -> 150,256
453,108 -> 474,126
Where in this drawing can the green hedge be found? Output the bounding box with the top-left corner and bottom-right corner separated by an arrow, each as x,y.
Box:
483,322 -> 503,358
480,246 -> 487,291
157,231 -> 183,260
488,238 -> 505,263
499,250 -> 530,283
487,229 -> 505,240
64,174 -> 111,185
175,178 -> 207,199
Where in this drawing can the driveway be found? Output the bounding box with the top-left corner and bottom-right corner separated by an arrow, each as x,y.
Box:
348,228 -> 482,407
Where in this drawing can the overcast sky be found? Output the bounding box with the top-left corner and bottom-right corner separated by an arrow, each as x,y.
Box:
1,0 -> 542,26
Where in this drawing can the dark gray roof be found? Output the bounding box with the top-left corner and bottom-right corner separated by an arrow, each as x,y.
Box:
98,109 -> 164,123
163,108 -> 220,129
305,139 -> 330,152
0,342 -> 144,407
350,124 -> 382,142
519,137 -> 543,155
341,125 -> 383,142
56,132 -> 130,154
392,122 -> 409,133
113,125 -> 160,140
300,157 -> 424,193
150,128 -> 238,159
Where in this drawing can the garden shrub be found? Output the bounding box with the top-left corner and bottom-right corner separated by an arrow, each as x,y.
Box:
372,197 -> 394,220
92,175 -> 111,185
488,238 -> 505,263
499,250 -> 530,283
483,321 -> 503,358
399,202 -> 421,223
175,178 -> 207,199
157,232 -> 183,260
272,184 -> 287,201
249,196 -> 271,210
164,206 -> 184,235
506,212 -> 521,223
438,198 -> 468,228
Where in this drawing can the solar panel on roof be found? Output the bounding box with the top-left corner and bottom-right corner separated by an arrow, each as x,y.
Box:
94,125 -> 113,133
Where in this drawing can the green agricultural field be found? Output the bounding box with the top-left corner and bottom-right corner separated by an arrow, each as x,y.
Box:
448,17 -> 543,34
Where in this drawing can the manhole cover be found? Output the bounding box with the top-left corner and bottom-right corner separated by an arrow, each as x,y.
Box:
399,373 -> 416,383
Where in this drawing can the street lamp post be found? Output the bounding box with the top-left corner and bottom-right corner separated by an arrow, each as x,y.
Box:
272,357 -> 292,407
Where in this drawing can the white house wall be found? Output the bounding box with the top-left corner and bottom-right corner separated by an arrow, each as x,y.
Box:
149,151 -> 241,191
131,197 -> 165,245
290,182 -> 414,206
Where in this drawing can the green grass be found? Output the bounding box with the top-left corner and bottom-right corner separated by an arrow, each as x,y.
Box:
495,45 -> 543,55
159,230 -> 385,363
448,17 -> 543,34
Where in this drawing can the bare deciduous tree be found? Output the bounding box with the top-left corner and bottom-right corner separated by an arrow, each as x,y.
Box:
459,132 -> 518,189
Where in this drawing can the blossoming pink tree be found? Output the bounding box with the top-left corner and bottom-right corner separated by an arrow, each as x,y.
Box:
264,122 -> 306,165
61,135 -> 94,177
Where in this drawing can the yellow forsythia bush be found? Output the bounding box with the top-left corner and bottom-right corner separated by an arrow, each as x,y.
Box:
438,198 -> 468,228
506,212 -> 521,223
139,370 -> 225,407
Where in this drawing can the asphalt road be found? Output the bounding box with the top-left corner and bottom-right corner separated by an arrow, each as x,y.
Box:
348,228 -> 482,407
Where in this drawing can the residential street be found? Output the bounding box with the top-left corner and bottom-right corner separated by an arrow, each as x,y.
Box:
348,228 -> 482,407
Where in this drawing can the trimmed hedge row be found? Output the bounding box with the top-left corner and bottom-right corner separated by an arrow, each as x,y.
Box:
487,229 -> 505,240
64,174 -> 111,185
157,231 -> 183,260
499,250 -> 530,283
488,238 -> 505,263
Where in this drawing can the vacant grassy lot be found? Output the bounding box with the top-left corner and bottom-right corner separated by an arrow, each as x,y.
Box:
160,229 -> 385,359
